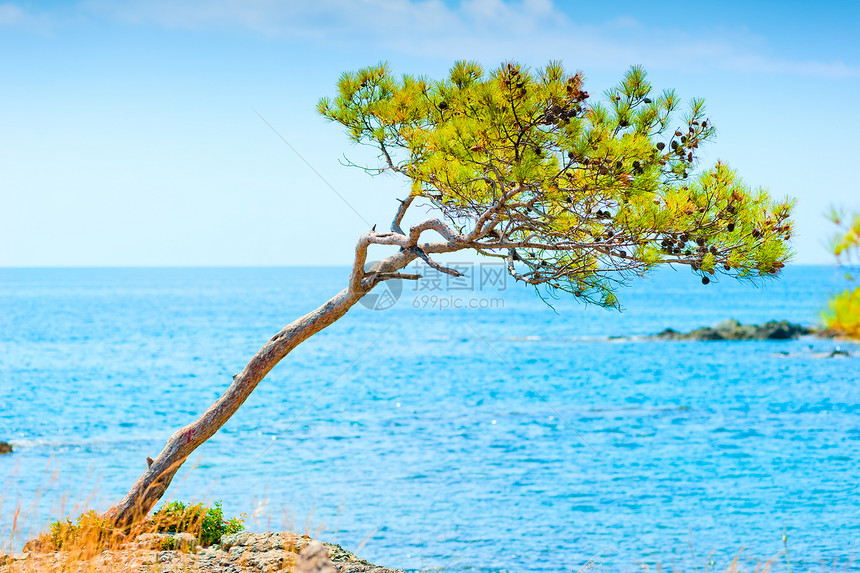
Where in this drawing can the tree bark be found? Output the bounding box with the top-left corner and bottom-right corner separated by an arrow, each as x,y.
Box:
102,216 -> 470,528
104,286 -> 365,528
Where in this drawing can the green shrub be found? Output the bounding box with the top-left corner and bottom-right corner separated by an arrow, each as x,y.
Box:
151,500 -> 245,546
39,500 -> 246,551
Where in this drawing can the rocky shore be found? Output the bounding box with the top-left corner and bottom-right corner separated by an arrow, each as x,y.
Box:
651,319 -> 812,341
1,532 -> 404,573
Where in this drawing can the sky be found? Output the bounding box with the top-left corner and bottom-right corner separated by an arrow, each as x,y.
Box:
0,0 -> 858,266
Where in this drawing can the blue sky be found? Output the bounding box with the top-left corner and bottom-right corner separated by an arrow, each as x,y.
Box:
1,0 -> 857,266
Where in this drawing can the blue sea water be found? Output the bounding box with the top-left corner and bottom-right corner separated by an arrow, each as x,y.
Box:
0,265 -> 858,571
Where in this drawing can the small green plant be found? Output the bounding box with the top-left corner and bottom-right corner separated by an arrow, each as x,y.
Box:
151,500 -> 245,546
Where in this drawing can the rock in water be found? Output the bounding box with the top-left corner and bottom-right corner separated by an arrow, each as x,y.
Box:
650,319 -> 812,341
0,442 -> 12,454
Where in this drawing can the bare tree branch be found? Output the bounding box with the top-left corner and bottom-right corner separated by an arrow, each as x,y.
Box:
391,195 -> 415,234
361,272 -> 421,289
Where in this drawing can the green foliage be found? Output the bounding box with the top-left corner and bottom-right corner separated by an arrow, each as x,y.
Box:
319,61 -> 794,308
151,500 -> 245,546
823,209 -> 860,337
827,208 -> 860,271
822,288 -> 860,338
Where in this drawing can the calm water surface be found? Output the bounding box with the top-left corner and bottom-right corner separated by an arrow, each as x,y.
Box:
1,266 -> 858,571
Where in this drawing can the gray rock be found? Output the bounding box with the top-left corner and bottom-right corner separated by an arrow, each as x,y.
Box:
133,531 -> 197,551
652,319 -> 811,341
297,540 -> 336,573
221,531 -> 253,551
220,530 -> 254,551
2,532 -> 405,573
173,532 -> 197,551
653,328 -> 680,340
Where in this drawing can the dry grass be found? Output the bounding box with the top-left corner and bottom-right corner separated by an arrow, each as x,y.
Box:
1,495 -> 247,572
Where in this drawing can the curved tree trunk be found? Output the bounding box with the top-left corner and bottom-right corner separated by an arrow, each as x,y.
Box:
104,286 -> 364,528
102,209 -> 462,529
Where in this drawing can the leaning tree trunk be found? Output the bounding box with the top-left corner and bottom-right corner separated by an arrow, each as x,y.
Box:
104,286 -> 364,528
102,210 -> 457,528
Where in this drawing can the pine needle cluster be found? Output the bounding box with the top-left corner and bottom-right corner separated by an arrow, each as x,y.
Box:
318,61 -> 794,307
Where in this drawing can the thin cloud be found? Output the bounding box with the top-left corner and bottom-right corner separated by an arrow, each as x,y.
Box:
0,3 -> 25,24
724,54 -> 859,78
31,0 -> 860,78
0,2 -> 53,32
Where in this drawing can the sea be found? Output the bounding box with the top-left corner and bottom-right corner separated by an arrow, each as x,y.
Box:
0,265 -> 858,572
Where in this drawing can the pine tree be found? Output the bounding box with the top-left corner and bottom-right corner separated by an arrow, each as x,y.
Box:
104,61 -> 794,527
